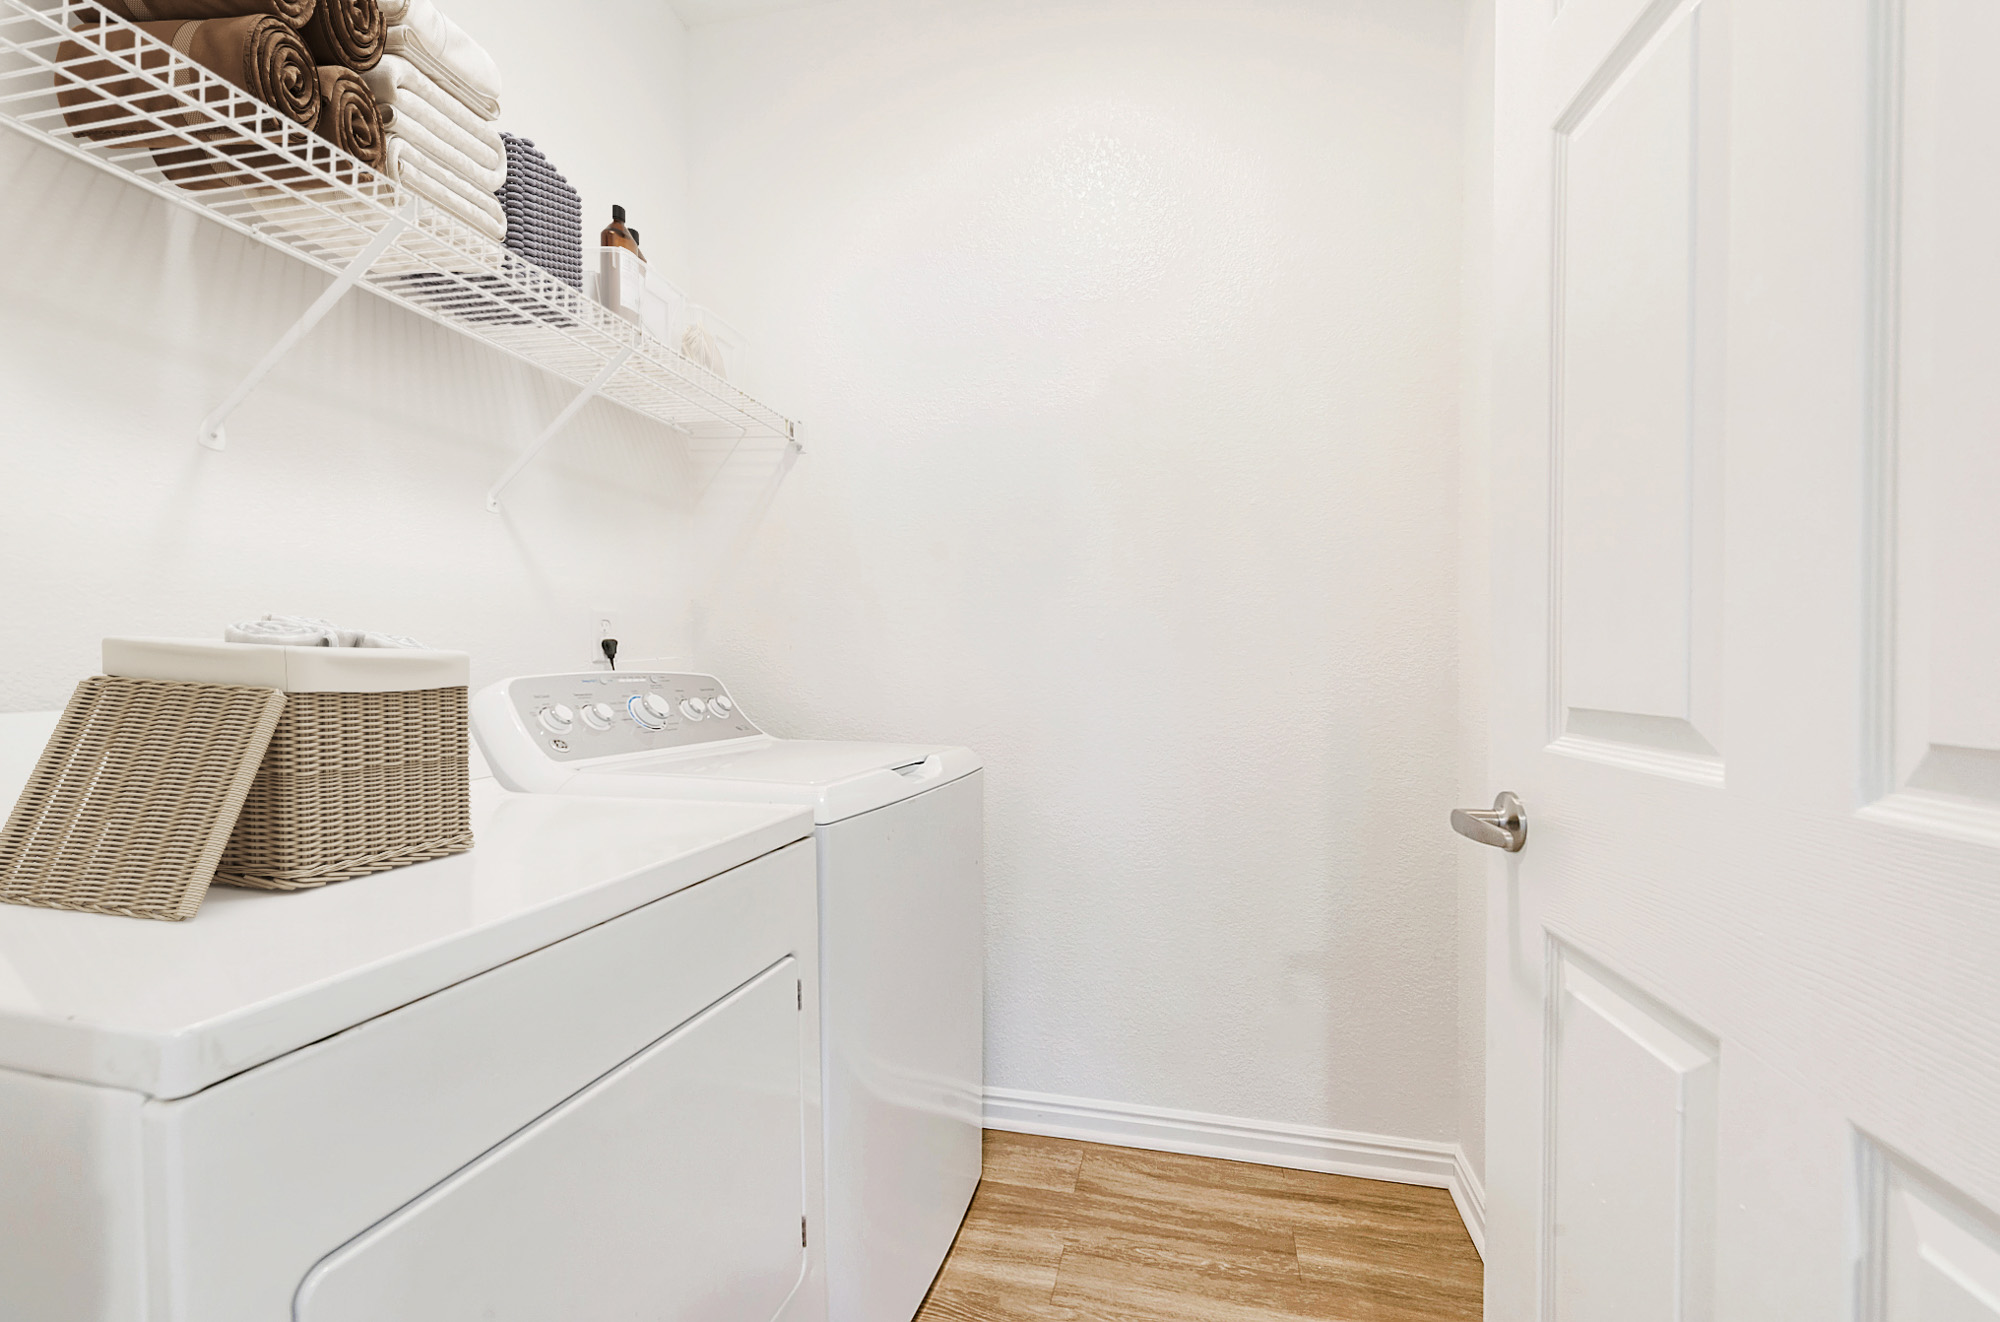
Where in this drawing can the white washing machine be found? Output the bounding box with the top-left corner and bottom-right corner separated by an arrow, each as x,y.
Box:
0,712 -> 826,1322
473,672 -> 984,1322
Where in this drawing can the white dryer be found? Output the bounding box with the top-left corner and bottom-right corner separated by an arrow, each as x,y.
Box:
0,712 -> 825,1322
473,672 -> 984,1322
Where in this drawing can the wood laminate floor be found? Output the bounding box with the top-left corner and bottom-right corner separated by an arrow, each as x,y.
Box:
914,1132 -> 1482,1322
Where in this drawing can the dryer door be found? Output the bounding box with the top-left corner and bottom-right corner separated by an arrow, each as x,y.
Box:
295,959 -> 807,1322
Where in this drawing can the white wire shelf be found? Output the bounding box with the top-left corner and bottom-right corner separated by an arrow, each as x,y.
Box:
0,0 -> 799,509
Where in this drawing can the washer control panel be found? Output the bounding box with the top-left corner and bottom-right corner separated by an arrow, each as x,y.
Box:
505,672 -> 762,762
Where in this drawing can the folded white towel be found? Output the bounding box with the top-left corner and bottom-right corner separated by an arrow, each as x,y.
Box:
386,113 -> 504,193
225,615 -> 428,649
379,0 -> 502,121
386,136 -> 508,240
363,54 -> 503,181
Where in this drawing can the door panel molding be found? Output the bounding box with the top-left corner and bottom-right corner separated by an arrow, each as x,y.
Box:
1862,0 -> 2000,846
1859,1136 -> 2000,1320
1545,0 -> 1726,781
1552,710 -> 1722,787
1859,0 -> 1903,808
1542,938 -> 1717,1322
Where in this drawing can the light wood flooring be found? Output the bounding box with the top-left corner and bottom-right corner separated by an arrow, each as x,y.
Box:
913,1132 -> 1483,1322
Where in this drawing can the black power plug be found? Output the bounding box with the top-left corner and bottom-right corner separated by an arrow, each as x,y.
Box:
600,637 -> 619,670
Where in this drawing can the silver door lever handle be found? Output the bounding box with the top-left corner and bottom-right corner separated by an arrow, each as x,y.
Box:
1451,792 -> 1526,852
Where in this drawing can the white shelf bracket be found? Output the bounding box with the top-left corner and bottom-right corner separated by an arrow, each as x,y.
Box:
485,345 -> 637,512
196,196 -> 420,451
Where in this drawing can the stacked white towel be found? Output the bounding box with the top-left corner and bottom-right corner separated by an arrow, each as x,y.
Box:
225,615 -> 428,649
364,0 -> 507,241
380,0 -> 501,119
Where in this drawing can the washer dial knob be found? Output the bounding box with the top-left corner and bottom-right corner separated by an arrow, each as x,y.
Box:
680,698 -> 706,721
644,694 -> 675,720
537,703 -> 575,734
629,694 -> 665,730
707,695 -> 734,717
581,702 -> 615,730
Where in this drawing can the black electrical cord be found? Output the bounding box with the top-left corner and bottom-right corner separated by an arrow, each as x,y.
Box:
600,637 -> 619,670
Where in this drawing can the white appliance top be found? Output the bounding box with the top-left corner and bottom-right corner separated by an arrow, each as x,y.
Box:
474,673 -> 982,824
0,712 -> 812,1100
575,740 -> 982,824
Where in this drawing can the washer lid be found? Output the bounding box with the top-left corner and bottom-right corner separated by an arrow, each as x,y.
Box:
0,713 -> 811,1099
572,740 -> 983,824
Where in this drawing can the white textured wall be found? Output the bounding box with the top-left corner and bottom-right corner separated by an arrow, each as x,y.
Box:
0,1 -> 700,710
686,0 -> 1473,1143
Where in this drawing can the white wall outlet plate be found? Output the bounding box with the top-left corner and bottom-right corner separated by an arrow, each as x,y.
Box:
591,613 -> 620,669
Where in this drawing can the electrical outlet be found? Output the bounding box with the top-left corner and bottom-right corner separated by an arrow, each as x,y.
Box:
591,614 -> 619,670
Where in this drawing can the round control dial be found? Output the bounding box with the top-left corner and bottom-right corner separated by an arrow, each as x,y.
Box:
629,694 -> 665,730
581,702 -> 615,731
536,703 -> 575,734
707,695 -> 734,717
679,698 -> 706,721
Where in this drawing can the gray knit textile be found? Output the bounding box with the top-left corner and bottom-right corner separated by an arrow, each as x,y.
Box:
497,132 -> 583,290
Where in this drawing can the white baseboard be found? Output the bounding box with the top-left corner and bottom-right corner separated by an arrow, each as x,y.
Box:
983,1086 -> 1486,1259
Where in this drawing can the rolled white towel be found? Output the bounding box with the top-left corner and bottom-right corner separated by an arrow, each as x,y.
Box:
379,0 -> 502,121
681,323 -> 728,378
226,614 -> 343,646
225,615 -> 428,649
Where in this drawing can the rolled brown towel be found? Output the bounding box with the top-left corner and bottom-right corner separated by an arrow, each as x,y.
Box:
58,17 -> 322,193
313,65 -> 386,170
58,16 -> 322,139
302,0 -> 385,72
84,0 -> 318,28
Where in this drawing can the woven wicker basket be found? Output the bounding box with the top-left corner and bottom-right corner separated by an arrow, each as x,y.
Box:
104,639 -> 474,892
217,686 -> 472,890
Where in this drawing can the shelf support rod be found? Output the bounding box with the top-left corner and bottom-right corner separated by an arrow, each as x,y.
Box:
693,429 -> 802,602
485,345 -> 637,512
196,197 -> 419,451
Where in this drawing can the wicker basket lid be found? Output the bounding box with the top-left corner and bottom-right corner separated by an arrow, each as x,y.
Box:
103,637 -> 470,693
0,677 -> 287,923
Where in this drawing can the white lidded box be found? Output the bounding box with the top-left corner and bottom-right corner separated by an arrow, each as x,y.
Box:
102,639 -> 474,890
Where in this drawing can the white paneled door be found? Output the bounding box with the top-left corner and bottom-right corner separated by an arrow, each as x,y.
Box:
1484,0 -> 2000,1318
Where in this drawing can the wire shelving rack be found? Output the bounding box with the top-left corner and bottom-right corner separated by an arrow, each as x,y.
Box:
0,0 -> 800,510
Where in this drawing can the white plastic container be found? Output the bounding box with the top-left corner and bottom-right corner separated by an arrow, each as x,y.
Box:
641,267 -> 687,346
597,246 -> 645,325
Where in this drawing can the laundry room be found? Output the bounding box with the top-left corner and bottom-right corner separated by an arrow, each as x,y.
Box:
5,0 -> 1998,1318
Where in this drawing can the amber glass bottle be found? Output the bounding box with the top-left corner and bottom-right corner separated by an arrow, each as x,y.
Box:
600,204 -> 646,261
